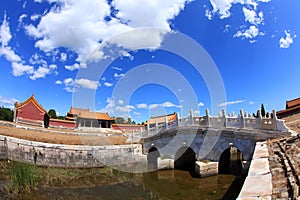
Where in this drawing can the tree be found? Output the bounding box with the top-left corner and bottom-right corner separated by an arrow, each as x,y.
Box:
57,116 -> 65,120
48,109 -> 57,119
127,117 -> 132,124
132,120 -> 136,125
115,117 -> 125,124
0,107 -> 13,122
261,104 -> 266,118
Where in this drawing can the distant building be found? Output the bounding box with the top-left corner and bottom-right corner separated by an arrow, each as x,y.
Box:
65,107 -> 114,129
112,124 -> 145,133
14,95 -> 114,130
14,94 -> 49,127
145,112 -> 178,130
277,97 -> 300,118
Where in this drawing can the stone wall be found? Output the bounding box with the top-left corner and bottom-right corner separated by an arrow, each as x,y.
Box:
0,136 -> 8,160
238,141 -> 272,199
0,134 -> 146,168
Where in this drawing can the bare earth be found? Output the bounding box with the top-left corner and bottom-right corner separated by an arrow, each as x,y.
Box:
0,123 -> 128,145
281,113 -> 300,133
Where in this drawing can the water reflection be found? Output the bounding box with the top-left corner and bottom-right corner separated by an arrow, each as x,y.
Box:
32,169 -> 236,200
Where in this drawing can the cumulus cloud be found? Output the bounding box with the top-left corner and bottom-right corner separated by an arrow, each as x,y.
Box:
74,78 -> 99,90
279,30 -> 295,49
11,62 -> 34,76
61,77 -> 99,92
55,80 -> 63,85
0,96 -> 18,106
24,0 -> 191,65
198,102 -> 204,107
104,82 -> 113,87
243,7 -> 263,25
218,100 -> 245,107
136,103 -> 148,109
234,25 -> 263,41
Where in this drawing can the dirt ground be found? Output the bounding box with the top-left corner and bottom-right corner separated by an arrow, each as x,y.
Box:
281,113 -> 300,133
0,123 -> 128,145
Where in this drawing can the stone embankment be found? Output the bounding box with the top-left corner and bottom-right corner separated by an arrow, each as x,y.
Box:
0,135 -> 146,168
268,135 -> 300,199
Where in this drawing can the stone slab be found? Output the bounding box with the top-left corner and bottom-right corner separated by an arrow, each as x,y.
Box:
252,142 -> 269,159
248,158 -> 270,176
238,173 -> 272,198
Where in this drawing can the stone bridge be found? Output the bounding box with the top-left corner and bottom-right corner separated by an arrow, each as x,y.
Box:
141,124 -> 290,176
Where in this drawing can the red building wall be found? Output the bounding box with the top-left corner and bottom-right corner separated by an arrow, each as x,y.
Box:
17,101 -> 45,121
49,119 -> 76,129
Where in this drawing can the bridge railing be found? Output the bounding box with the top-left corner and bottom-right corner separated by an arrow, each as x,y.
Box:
142,108 -> 290,137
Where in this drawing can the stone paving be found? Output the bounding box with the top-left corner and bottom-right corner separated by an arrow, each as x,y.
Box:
267,135 -> 300,199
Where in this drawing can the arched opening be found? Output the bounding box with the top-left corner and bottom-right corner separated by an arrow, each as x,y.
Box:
147,147 -> 160,170
174,147 -> 196,176
218,147 -> 243,176
43,114 -> 50,128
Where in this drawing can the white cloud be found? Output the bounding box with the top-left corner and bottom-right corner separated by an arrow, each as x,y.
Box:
115,105 -> 135,113
249,101 -> 255,105
198,102 -> 204,107
234,25 -> 263,41
118,100 -> 124,105
114,73 -> 125,79
30,14 -> 40,21
218,100 -> 245,107
29,66 -> 51,80
18,14 -> 27,28
112,66 -> 122,71
61,77 -> 99,92
11,62 -> 34,76
243,7 -> 263,25
161,101 -> 177,108
0,47 -> 22,62
65,63 -> 81,71
60,52 -> 67,62
0,96 -> 18,106
74,78 -> 99,90
104,82 -> 113,87
149,104 -> 160,109
0,14 -> 12,46
24,0 -> 191,65
55,80 -> 63,85
136,103 -> 148,109
279,30 -> 295,49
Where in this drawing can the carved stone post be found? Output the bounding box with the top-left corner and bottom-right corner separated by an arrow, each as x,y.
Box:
190,109 -> 194,126
272,110 -> 277,131
206,108 -> 210,127
257,110 -> 262,129
240,109 -> 245,128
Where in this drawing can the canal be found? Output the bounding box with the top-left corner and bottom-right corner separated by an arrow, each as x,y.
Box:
30,169 -> 240,200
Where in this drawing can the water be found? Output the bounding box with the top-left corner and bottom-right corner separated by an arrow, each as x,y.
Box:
31,169 -> 238,200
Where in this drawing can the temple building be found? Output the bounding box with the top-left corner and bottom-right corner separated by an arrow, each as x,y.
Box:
145,112 -> 178,130
277,97 -> 300,119
14,94 -> 49,127
65,107 -> 114,129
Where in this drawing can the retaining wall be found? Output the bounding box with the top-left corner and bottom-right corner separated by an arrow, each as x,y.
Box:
238,141 -> 272,199
0,134 -> 146,168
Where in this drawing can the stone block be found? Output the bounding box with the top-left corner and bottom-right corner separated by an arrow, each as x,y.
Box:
248,158 -> 270,176
238,173 -> 272,198
157,158 -> 174,169
195,161 -> 218,177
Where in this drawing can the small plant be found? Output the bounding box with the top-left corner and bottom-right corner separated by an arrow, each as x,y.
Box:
7,162 -> 40,198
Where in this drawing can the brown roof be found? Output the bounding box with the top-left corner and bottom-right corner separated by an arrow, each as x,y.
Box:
15,94 -> 47,114
68,107 -> 114,121
286,97 -> 300,109
146,113 -> 177,125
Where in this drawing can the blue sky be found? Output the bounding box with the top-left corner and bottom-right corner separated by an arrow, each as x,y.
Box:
0,0 -> 299,123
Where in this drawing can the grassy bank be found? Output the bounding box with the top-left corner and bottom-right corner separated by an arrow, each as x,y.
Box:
0,160 -> 142,199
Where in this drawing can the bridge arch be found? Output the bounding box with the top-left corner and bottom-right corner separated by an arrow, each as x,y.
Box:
174,146 -> 196,172
218,146 -> 244,176
147,147 -> 161,170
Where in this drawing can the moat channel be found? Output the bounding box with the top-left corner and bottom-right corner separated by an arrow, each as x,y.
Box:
30,169 -> 242,200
